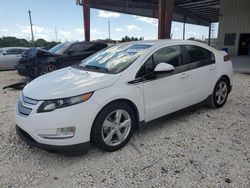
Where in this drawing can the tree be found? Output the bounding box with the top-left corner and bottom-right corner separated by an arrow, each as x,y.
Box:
0,36 -> 59,50
121,36 -> 143,42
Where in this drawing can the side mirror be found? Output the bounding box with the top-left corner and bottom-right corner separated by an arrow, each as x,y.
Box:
154,63 -> 174,72
67,50 -> 74,55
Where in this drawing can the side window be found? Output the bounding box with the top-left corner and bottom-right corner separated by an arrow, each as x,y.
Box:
185,45 -> 214,63
6,49 -> 23,55
153,46 -> 182,67
137,46 -> 182,77
69,43 -> 94,53
138,56 -> 154,76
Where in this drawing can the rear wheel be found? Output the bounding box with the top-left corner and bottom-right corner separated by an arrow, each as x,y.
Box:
209,77 -> 229,108
91,102 -> 136,152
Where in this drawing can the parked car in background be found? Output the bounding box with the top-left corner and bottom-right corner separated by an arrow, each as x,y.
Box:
15,40 -> 233,155
16,41 -> 108,78
0,47 -> 28,70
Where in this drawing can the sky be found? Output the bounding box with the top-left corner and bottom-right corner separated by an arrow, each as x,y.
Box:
0,0 -> 218,42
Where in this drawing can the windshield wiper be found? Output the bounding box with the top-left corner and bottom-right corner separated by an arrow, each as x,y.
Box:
84,65 -> 109,72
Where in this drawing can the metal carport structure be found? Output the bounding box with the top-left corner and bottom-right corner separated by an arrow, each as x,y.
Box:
77,0 -> 221,44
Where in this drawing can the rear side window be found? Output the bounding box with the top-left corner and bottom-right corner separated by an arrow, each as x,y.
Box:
185,45 -> 214,63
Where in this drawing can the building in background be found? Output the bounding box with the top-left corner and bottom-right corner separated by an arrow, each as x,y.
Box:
217,0 -> 250,56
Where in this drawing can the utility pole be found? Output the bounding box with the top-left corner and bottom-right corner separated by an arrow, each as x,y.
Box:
108,21 -> 110,40
28,10 -> 35,47
55,26 -> 58,42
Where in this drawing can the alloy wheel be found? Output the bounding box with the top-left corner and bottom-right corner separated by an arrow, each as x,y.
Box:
215,81 -> 228,105
101,109 -> 131,146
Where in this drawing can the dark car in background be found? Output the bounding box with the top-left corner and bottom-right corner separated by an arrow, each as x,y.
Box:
16,41 -> 108,78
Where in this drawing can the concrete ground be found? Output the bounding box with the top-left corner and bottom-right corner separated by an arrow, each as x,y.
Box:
0,71 -> 249,188
232,56 -> 250,74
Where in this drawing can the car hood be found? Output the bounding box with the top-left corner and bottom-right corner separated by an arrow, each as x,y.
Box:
21,48 -> 59,59
23,67 -> 120,100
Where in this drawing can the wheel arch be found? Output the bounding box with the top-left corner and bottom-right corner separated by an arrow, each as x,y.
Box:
90,98 -> 140,142
220,75 -> 231,86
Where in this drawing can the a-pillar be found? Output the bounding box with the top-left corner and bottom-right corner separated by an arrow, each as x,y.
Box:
83,0 -> 90,41
158,0 -> 174,39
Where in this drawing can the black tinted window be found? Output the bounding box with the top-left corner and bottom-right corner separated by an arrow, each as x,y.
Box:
138,46 -> 182,77
185,45 -> 213,63
6,48 -> 24,55
153,46 -> 182,67
69,43 -> 94,53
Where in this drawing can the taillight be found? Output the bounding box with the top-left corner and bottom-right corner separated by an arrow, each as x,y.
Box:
224,55 -> 231,62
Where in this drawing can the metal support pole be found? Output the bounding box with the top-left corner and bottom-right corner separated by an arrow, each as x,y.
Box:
83,0 -> 90,41
108,21 -> 110,40
158,0 -> 174,39
208,23 -> 211,46
164,0 -> 174,39
158,0 -> 164,39
183,16 -> 186,40
28,10 -> 35,47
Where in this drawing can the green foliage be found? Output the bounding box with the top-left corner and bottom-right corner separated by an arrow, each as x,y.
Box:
187,37 -> 205,43
121,36 -> 143,42
0,36 -> 59,50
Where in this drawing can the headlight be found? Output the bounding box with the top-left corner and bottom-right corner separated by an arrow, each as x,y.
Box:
37,92 -> 93,113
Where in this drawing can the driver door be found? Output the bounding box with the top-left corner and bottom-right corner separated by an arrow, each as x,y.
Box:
138,45 -> 192,122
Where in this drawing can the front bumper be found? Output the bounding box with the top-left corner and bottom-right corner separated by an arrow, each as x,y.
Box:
15,94 -> 101,155
16,125 -> 89,155
16,63 -> 37,78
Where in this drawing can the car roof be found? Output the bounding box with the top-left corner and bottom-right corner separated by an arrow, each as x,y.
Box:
0,47 -> 29,50
118,39 -> 214,51
60,41 -> 106,45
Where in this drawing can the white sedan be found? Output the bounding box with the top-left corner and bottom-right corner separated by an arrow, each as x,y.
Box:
0,47 -> 28,70
15,40 -> 233,155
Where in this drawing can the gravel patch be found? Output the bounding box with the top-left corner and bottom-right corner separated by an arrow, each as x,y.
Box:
0,71 -> 249,188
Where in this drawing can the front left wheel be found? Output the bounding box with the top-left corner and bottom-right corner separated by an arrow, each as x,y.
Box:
91,102 -> 136,152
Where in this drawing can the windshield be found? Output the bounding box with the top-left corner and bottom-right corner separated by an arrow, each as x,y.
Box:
78,43 -> 152,73
49,43 -> 70,54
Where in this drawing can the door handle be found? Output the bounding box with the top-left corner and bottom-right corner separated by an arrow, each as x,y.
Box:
209,65 -> 216,70
180,72 -> 189,78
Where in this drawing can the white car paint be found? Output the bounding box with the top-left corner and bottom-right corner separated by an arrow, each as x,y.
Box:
15,40 -> 233,151
0,47 -> 28,70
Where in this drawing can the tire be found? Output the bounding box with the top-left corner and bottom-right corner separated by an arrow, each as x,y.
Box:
40,64 -> 57,75
91,102 -> 136,152
209,77 -> 229,108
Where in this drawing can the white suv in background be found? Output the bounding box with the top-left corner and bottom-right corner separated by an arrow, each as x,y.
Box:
15,40 -> 233,155
0,47 -> 28,70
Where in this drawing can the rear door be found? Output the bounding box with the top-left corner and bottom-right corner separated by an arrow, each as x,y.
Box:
183,45 -> 217,104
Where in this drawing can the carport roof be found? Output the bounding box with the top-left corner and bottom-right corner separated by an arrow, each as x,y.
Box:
77,0 -> 221,26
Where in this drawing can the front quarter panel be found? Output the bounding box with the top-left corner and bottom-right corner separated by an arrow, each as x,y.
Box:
91,60 -> 145,122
